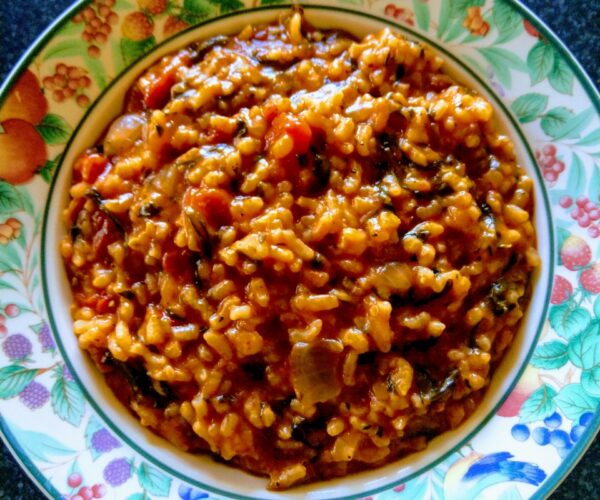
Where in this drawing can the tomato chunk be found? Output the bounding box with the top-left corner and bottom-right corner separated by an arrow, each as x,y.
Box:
75,152 -> 109,183
267,113 -> 313,156
162,248 -> 195,282
183,187 -> 233,229
140,53 -> 191,109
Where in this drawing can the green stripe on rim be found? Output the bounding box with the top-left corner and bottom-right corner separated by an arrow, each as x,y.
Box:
1,0 -> 596,498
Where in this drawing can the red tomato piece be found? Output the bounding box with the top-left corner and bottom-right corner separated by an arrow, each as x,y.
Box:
141,53 -> 191,109
183,187 -> 233,229
91,211 -> 119,258
268,113 -> 313,156
75,152 -> 109,183
162,249 -> 194,282
75,293 -> 114,314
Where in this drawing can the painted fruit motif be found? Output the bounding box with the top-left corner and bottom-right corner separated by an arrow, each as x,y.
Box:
0,119 -> 48,184
560,235 -> 592,271
497,366 -> 540,417
0,70 -> 48,124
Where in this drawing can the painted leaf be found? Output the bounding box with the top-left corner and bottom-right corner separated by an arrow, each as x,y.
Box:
15,186 -> 35,217
111,39 -> 126,75
84,55 -> 108,90
576,128 -> 600,147
554,383 -> 600,421
478,47 -> 526,88
442,17 -> 466,43
0,366 -> 37,399
595,295 -> 600,318
548,303 -> 591,339
531,341 -> 569,369
51,376 -> 85,426
548,56 -> 574,95
181,0 -> 216,24
208,0 -> 244,13
527,41 -> 555,85
0,240 -> 22,270
114,0 -> 136,9
480,47 -> 527,71
568,322 -> 600,370
412,0 -> 430,31
38,153 -> 62,184
8,425 -> 75,462
260,0 -> 286,4
436,0 -> 452,38
36,114 -> 72,145
510,93 -> 548,123
492,0 -> 522,44
551,107 -> 595,140
540,107 -> 574,138
84,415 -> 105,460
57,21 -> 84,36
462,54 -> 487,76
581,367 -> 600,397
120,36 -> 157,67
0,278 -> 19,292
0,181 -> 22,212
137,462 -> 172,497
42,39 -> 88,60
589,164 -> 600,206
519,384 -> 557,423
566,153 -> 586,194
126,495 -> 146,500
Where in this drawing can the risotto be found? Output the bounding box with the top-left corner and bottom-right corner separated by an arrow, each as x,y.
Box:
61,11 -> 539,489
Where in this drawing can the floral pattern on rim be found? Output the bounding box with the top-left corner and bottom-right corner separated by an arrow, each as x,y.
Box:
0,0 -> 599,498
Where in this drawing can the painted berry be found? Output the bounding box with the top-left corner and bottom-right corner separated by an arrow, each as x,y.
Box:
91,428 -> 121,453
558,443 -> 573,458
532,426 -> 550,445
91,484 -> 106,498
580,263 -> 600,294
511,423 -> 530,441
549,429 -> 571,448
19,381 -> 50,409
559,195 -> 573,208
163,16 -> 189,37
103,458 -> 132,487
67,472 -> 83,488
580,412 -> 594,427
38,323 -> 56,351
137,0 -> 168,15
121,12 -> 154,41
543,412 -> 562,429
560,235 -> 592,270
550,276 -> 573,304
78,486 -> 94,500
524,19 -> 540,38
570,425 -> 585,442
2,334 -> 33,360
178,484 -> 209,500
4,304 -> 19,317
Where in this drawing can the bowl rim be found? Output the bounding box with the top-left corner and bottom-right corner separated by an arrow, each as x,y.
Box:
0,1 -> 598,498
43,4 -> 554,498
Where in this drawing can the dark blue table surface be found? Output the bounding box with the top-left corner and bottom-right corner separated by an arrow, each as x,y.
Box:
0,1 -> 598,498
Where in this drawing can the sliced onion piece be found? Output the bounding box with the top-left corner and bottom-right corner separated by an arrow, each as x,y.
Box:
290,340 -> 342,407
104,113 -> 147,156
